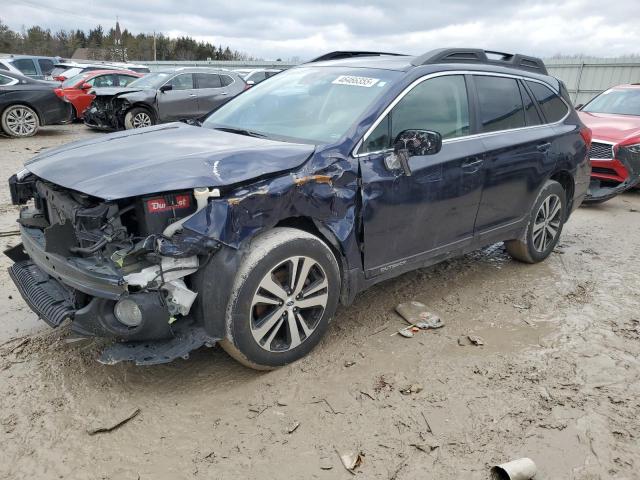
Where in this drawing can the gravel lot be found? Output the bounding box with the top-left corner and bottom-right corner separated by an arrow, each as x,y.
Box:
1,124 -> 639,480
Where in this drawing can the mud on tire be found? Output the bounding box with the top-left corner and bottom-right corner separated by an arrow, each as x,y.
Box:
505,179 -> 567,264
220,227 -> 341,370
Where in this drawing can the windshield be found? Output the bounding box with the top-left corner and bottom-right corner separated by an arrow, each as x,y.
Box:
203,66 -> 400,144
127,72 -> 172,89
62,72 -> 90,88
583,88 -> 640,116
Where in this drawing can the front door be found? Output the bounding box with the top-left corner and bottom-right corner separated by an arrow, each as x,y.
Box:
157,73 -> 198,121
358,74 -> 485,276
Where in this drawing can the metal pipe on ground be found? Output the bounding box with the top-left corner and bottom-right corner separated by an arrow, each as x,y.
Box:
490,458 -> 537,480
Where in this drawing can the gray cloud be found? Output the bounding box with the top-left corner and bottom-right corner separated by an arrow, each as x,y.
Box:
3,0 -> 640,59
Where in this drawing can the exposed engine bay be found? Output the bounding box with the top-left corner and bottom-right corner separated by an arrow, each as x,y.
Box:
7,171 -> 221,362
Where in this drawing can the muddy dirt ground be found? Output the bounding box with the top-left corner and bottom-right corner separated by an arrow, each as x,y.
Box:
0,124 -> 639,480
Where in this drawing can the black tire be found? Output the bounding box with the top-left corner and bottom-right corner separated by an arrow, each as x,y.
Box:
124,106 -> 155,129
505,180 -> 567,263
1,104 -> 40,137
220,227 -> 341,370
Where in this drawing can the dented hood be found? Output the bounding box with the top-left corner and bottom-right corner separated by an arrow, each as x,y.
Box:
24,123 -> 315,200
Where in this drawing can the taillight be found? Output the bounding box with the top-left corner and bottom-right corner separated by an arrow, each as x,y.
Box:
53,75 -> 65,82
53,88 -> 64,98
580,126 -> 592,149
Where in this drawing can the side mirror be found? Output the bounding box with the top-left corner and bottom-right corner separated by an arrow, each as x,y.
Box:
575,104 -> 583,111
80,82 -> 92,90
159,84 -> 173,93
385,129 -> 442,176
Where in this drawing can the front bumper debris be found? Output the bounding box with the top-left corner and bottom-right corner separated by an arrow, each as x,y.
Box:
9,260 -> 76,327
585,147 -> 640,204
98,323 -> 219,366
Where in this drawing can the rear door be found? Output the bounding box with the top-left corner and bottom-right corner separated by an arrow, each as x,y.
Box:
37,59 -> 55,79
473,75 -> 557,235
194,73 -> 229,115
157,73 -> 198,121
359,74 -> 486,275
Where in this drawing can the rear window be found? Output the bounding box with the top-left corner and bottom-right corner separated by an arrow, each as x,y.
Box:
0,74 -> 14,85
62,73 -> 90,88
0,62 -> 9,71
38,59 -> 55,76
526,81 -> 568,123
476,76 -> 525,132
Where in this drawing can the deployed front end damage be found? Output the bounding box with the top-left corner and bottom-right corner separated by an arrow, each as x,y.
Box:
584,145 -> 640,204
6,172 -> 222,365
84,89 -> 152,131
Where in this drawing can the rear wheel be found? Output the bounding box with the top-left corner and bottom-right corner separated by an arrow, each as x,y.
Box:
124,107 -> 155,129
220,228 -> 340,370
505,180 -> 566,263
1,104 -> 39,137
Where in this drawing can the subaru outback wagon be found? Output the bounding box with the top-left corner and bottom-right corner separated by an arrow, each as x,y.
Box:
7,48 -> 591,369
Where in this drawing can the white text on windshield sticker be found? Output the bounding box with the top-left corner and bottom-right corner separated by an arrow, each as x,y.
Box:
333,75 -> 379,87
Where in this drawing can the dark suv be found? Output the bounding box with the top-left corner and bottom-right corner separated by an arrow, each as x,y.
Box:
7,49 -> 590,369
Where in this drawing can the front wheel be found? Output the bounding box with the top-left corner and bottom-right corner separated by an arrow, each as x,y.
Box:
220,228 -> 341,370
1,104 -> 40,137
124,107 -> 155,129
505,180 -> 567,263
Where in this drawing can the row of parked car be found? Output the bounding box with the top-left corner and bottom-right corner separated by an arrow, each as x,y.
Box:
0,56 -> 281,137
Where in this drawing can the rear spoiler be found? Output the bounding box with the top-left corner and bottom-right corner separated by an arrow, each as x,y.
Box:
584,148 -> 640,204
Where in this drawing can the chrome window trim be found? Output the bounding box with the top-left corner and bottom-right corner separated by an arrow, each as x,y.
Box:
352,70 -> 571,158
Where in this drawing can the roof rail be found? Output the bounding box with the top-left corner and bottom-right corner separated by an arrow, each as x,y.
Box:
307,51 -> 406,63
411,48 -> 548,75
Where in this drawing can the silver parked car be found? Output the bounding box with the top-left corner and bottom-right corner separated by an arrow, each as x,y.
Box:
83,68 -> 246,130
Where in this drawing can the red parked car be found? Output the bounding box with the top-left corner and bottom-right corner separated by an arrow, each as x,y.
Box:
578,84 -> 640,200
54,69 -> 143,119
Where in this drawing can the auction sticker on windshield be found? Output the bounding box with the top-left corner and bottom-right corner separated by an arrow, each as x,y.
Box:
332,75 -> 379,87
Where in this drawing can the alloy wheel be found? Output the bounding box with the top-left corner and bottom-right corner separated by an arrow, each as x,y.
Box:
5,106 -> 37,136
250,256 -> 329,352
132,112 -> 152,128
532,194 -> 562,252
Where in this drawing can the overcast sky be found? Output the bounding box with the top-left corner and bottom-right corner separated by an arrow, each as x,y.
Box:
3,0 -> 639,60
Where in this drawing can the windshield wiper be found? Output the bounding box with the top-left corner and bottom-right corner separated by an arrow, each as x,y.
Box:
213,127 -> 268,139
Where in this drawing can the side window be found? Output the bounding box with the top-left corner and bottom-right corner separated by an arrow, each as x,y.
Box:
220,75 -> 233,87
38,59 -> 55,76
91,75 -> 115,88
361,75 -> 470,153
12,59 -> 37,76
117,75 -> 137,86
195,73 -> 221,89
526,81 -> 569,123
169,73 -> 194,90
518,82 -> 542,126
0,74 -> 14,85
0,63 -> 8,71
476,76 -> 525,132
391,75 -> 470,142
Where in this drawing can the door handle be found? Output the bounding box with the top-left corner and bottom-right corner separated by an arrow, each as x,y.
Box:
219,92 -> 228,95
537,142 -> 552,152
461,157 -> 484,173
189,94 -> 197,97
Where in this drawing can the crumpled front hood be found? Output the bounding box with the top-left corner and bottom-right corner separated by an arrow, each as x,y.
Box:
25,123 -> 316,200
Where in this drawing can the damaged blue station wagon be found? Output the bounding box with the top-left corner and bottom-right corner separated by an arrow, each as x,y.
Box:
7,49 -> 591,369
